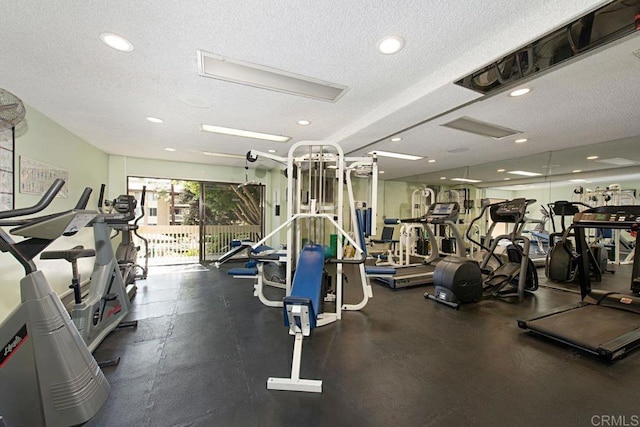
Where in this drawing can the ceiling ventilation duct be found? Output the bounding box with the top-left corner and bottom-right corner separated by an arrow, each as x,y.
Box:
197,50 -> 348,102
456,0 -> 640,94
441,116 -> 521,139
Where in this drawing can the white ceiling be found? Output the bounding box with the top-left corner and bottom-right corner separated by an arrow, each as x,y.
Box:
2,0 -> 639,183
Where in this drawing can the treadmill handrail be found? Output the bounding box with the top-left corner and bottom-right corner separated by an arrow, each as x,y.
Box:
0,179 -> 64,219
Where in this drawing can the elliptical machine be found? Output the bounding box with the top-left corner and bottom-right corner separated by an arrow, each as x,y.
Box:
107,186 -> 149,288
427,198 -> 538,308
0,180 -> 110,427
545,200 -> 611,283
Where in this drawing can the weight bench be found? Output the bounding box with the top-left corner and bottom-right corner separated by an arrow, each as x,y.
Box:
267,245 -> 324,393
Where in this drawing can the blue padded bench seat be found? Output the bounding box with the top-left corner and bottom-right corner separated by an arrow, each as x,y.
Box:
365,266 -> 396,276
228,267 -> 258,276
284,245 -> 324,330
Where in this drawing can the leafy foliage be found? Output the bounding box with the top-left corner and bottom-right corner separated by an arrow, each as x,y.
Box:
175,181 -> 262,225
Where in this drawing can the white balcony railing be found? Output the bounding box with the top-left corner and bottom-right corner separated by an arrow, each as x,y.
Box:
135,224 -> 262,265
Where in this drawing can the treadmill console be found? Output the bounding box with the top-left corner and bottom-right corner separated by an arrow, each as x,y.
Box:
490,198 -> 532,223
424,202 -> 460,224
573,206 -> 640,229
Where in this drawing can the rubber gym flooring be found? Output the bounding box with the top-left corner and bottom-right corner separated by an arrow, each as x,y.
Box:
88,263 -> 640,427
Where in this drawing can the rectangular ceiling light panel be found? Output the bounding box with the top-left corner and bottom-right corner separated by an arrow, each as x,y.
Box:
451,177 -> 482,183
200,124 -> 290,142
596,157 -> 639,166
198,50 -> 347,102
441,116 -> 522,139
367,150 -> 423,160
507,170 -> 542,177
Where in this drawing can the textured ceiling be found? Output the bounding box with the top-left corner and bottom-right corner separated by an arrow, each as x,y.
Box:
3,0 -> 637,183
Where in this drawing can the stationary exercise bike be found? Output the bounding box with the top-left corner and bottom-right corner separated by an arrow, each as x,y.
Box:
107,186 -> 149,288
0,180 -> 110,427
40,184 -> 138,364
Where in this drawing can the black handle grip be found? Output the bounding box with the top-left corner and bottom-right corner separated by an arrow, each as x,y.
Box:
98,184 -> 106,210
0,179 -> 65,219
140,186 -> 146,208
74,187 -> 93,209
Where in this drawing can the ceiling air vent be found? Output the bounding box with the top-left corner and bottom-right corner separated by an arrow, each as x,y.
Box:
197,50 -> 348,102
441,116 -> 522,139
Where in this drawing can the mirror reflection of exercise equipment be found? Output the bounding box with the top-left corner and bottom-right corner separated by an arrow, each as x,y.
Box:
375,202 -> 465,289
427,198 -> 539,308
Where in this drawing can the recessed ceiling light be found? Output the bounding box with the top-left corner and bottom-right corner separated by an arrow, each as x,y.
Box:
367,150 -> 422,161
268,149 -> 277,153
377,36 -> 405,54
146,117 -> 163,124
451,178 -> 482,183
200,124 -> 290,142
428,159 -> 436,163
379,170 -> 385,174
587,155 -> 599,160
508,170 -> 542,177
514,138 -> 528,143
164,148 -> 176,152
509,88 -> 531,97
572,169 -> 582,173
504,178 -> 511,181
440,177 -> 447,180
497,169 -> 506,172
100,32 -> 134,52
390,137 -> 402,142
570,179 -> 589,183
297,120 -> 311,126
202,151 -> 245,159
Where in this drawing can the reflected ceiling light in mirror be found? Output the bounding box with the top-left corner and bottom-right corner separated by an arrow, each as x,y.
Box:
100,32 -> 134,51
507,170 -> 542,177
297,120 -> 310,126
587,155 -> 599,160
509,88 -> 530,97
440,177 -> 447,180
428,159 -> 436,163
390,137 -> 402,142
451,178 -> 482,183
514,138 -> 528,143
377,36 -> 405,54
367,150 -> 422,160
146,117 -> 163,123
164,148 -> 176,152
497,169 -> 506,172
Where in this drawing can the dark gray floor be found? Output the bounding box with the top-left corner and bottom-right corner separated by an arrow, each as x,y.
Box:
88,263 -> 640,427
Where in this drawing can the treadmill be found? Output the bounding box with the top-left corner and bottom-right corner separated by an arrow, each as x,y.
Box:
518,205 -> 640,361
377,202 -> 465,288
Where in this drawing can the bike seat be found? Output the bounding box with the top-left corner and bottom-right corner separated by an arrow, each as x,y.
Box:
40,245 -> 96,262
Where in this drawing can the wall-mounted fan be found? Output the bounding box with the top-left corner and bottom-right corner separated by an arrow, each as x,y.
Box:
0,88 -> 26,131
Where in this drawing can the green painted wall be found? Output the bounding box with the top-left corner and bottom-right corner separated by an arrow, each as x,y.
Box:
0,105 -> 109,322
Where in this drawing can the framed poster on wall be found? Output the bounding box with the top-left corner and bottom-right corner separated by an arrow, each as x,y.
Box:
19,155 -> 69,198
0,128 -> 14,211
